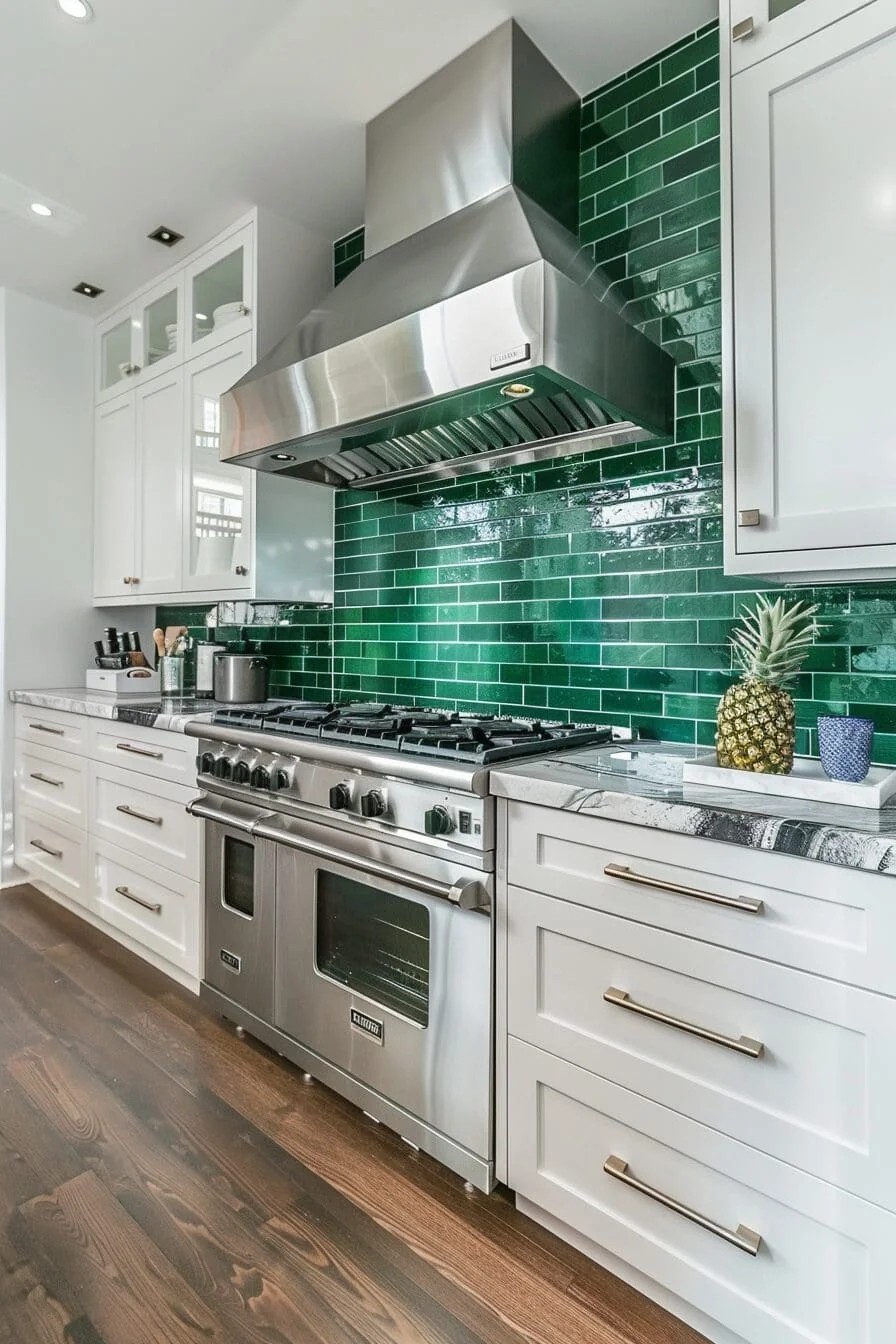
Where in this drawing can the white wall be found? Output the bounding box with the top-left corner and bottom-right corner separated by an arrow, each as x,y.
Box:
0,288 -> 150,882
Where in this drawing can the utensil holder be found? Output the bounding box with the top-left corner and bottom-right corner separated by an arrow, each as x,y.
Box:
159,655 -> 185,697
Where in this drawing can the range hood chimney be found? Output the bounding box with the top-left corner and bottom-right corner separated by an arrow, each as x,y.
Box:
221,21 -> 674,489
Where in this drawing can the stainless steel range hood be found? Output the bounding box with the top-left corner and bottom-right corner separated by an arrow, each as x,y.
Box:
221,22 -> 675,490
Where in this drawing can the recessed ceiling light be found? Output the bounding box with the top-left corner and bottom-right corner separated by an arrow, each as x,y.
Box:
57,0 -> 92,19
271,453 -> 296,463
73,281 -> 104,298
148,224 -> 183,248
30,202 -> 53,217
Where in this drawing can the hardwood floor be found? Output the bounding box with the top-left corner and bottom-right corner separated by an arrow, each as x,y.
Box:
0,884 -> 706,1344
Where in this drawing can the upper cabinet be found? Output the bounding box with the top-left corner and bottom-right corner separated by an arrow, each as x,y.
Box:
729,0 -> 874,70
723,0 -> 896,578
96,275 -> 184,401
183,223 -> 254,359
92,209 -> 335,607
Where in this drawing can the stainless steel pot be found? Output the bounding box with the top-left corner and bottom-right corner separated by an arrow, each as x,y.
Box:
213,653 -> 269,704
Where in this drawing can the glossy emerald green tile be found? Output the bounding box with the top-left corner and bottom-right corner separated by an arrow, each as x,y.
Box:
662,86 -> 719,136
593,115 -> 662,169
629,124 -> 697,177
661,28 -> 719,83
629,667 -> 697,693
662,140 -> 718,186
602,643 -> 665,668
627,69 -> 696,128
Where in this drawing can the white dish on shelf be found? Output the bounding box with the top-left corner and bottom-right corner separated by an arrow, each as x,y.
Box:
682,753 -> 896,810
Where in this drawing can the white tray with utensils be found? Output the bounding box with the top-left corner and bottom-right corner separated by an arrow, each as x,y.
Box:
682,753 -> 896,809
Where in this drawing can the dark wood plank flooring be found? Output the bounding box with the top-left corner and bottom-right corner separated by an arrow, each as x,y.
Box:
0,884 -> 706,1344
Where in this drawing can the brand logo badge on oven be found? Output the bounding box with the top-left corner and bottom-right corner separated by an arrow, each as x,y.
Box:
220,949 -> 241,973
350,1008 -> 384,1044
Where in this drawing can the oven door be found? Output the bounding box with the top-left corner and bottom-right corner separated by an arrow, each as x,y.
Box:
256,813 -> 493,1162
190,795 -> 277,1022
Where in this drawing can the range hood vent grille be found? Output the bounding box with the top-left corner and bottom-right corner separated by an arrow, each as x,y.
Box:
273,388 -> 648,490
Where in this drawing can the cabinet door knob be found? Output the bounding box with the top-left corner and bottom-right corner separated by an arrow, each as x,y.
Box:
130,576 -> 139,584
738,509 -> 761,527
238,303 -> 250,317
732,16 -> 755,40
235,565 -> 248,576
123,576 -> 131,585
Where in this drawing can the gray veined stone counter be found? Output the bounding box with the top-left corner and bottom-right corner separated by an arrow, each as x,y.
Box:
490,741 -> 896,877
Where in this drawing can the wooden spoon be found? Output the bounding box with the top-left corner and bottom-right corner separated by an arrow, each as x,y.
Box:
152,628 -> 166,659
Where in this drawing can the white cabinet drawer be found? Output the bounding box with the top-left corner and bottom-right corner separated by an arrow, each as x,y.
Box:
92,839 -> 200,977
89,720 -> 197,785
89,762 -> 199,879
15,705 -> 86,756
508,884 -> 896,1211
508,1038 -> 896,1344
506,803 -> 896,995
14,809 -> 89,908
15,742 -> 86,827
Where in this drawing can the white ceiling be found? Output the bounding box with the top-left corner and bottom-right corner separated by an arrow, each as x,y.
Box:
0,0 -> 716,316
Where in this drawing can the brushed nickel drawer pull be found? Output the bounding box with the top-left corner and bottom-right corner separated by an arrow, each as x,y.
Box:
115,884 -> 162,914
30,722 -> 65,736
115,742 -> 164,760
30,839 -> 63,859
603,863 -> 763,914
116,803 -> 163,827
604,987 -> 764,1058
604,1155 -> 761,1256
732,16 -> 755,41
30,772 -> 63,787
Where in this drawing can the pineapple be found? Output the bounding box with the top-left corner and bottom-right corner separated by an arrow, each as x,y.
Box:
716,596 -> 819,774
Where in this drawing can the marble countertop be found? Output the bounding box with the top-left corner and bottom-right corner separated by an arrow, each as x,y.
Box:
10,687 -> 277,733
491,741 -> 896,877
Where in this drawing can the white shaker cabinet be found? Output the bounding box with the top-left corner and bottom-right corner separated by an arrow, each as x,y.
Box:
92,208 -> 334,606
728,0 -> 874,71
93,368 -> 183,600
93,392 -> 136,600
723,0 -> 896,578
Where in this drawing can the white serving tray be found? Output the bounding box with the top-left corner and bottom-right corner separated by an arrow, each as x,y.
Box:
682,753 -> 896,809
86,668 -> 159,694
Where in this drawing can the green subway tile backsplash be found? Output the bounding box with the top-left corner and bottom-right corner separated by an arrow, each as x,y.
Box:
160,21 -> 896,763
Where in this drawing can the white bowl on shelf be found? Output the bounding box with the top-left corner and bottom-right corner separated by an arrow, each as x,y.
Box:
212,302 -> 244,329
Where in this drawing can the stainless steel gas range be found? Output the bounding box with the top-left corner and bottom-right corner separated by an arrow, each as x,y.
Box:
185,702 -> 624,1190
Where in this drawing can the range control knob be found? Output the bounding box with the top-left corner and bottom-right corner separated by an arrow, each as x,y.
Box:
250,766 -> 271,790
273,768 -> 291,792
360,789 -> 387,819
329,782 -> 352,810
212,755 -> 232,780
198,752 -> 215,775
425,805 -> 455,836
232,761 -> 251,785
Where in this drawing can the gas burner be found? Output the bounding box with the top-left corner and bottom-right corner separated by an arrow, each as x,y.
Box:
399,718 -> 614,763
262,703 -> 339,735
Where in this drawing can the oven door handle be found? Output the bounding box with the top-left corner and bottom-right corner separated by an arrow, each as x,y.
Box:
186,795 -> 268,835
252,818 -> 490,913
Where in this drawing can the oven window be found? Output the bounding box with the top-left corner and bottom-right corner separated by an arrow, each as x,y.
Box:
223,836 -> 255,917
316,872 -> 430,1027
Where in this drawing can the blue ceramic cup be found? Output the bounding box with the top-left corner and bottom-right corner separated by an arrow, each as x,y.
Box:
817,714 -> 875,783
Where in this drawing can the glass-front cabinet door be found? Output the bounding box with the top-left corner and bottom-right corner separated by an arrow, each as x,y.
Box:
96,308 -> 138,401
138,274 -> 183,378
730,0 -> 873,72
182,331 -> 253,592
183,222 -> 254,358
